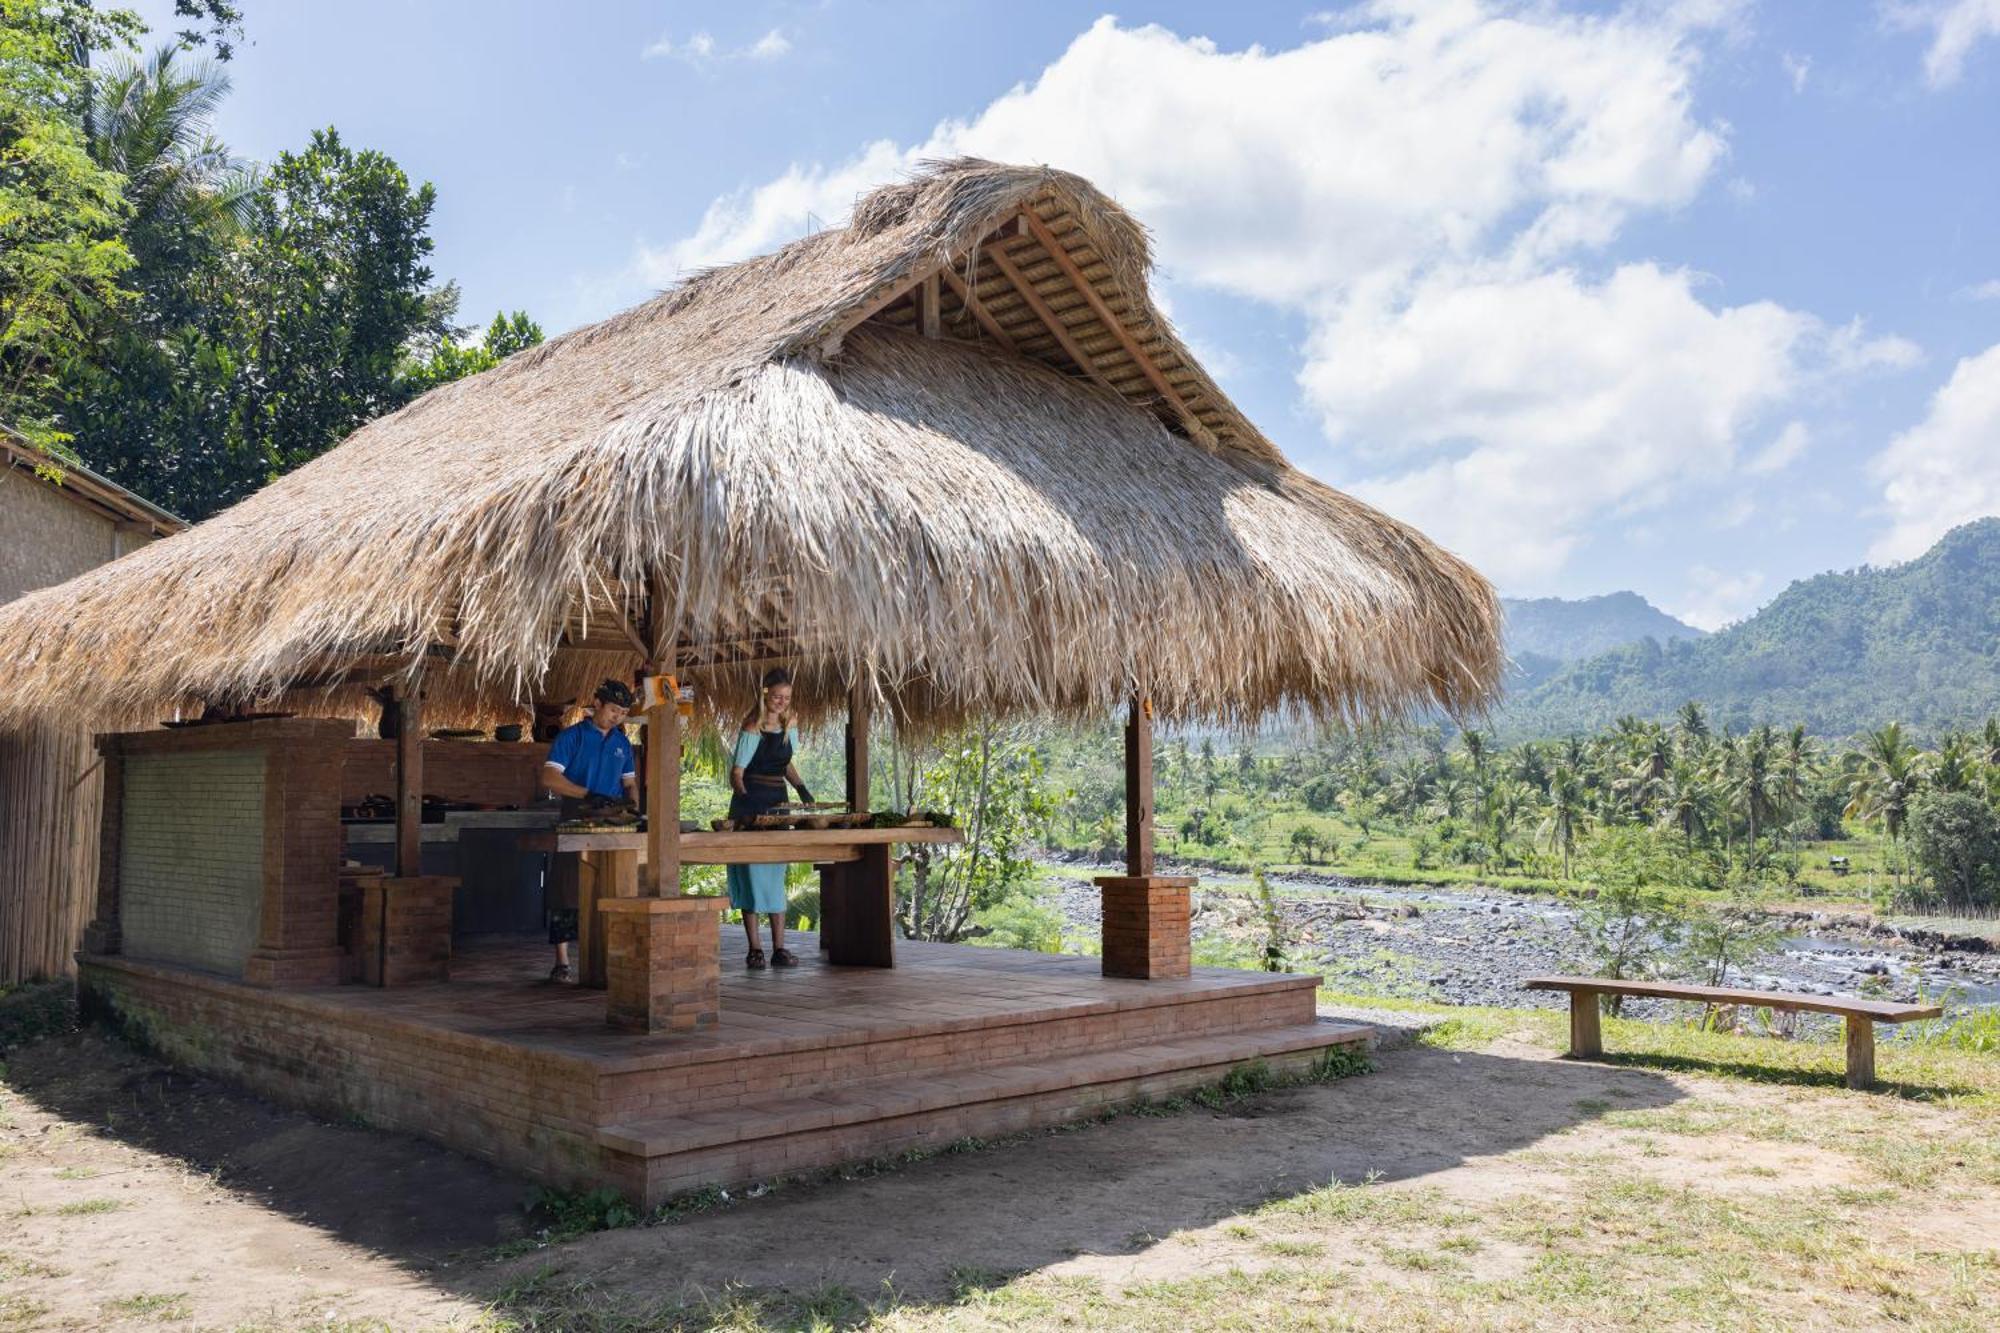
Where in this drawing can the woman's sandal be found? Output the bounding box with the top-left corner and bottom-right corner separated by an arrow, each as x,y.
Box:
746,948 -> 767,970
771,948 -> 799,969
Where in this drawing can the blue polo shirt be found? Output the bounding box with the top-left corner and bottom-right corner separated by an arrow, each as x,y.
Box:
545,719 -> 635,800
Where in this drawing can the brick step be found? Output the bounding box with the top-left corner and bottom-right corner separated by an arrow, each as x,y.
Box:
598,978 -> 1324,1116
598,1018 -> 1370,1163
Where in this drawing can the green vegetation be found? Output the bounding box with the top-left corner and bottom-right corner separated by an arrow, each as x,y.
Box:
1504,519 -> 2000,738
2,4 -> 540,517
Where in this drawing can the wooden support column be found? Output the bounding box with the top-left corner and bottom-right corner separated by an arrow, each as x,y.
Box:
644,702 -> 681,896
642,572 -> 682,898
394,686 -> 422,878
1124,695 -> 1153,877
844,684 -> 870,812
1094,695 -> 1189,979
81,744 -> 125,956
919,272 -> 942,339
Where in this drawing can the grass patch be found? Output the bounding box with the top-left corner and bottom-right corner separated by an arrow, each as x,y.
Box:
105,1291 -> 190,1320
55,1198 -> 122,1216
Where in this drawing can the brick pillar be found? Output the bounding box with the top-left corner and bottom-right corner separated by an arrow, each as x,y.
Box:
356,875 -> 455,987
601,897 -> 727,1032
81,746 -> 124,956
1094,875 -> 1194,979
243,725 -> 351,988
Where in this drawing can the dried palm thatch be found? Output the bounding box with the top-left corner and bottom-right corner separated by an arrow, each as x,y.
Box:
0,159 -> 1501,731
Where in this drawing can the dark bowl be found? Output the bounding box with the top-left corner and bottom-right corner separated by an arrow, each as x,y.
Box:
494,724 -> 524,742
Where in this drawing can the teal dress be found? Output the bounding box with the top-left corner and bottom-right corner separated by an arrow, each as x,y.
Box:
726,726 -> 797,914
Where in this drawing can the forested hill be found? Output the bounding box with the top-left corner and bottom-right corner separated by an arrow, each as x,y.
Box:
1501,591 -> 1705,663
1494,519 -> 2000,739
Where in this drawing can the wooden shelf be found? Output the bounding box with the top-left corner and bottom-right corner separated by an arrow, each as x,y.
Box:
518,825 -> 963,865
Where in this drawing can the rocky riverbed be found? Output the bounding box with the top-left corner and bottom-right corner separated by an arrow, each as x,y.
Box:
1036,860 -> 2000,1020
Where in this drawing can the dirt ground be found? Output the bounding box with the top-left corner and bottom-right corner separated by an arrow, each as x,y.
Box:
2,1011 -> 1996,1331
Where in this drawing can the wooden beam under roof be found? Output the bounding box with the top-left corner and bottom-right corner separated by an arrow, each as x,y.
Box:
984,239 -> 1122,395
938,266 -> 1017,354
1018,211 -> 1212,444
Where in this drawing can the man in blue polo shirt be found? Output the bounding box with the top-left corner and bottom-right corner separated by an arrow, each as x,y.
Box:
537,680 -> 639,980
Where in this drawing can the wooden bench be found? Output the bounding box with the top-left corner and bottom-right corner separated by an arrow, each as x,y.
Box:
1523,975 -> 1944,1090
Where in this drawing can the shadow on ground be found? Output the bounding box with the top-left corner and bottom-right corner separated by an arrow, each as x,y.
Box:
4,991 -> 1685,1329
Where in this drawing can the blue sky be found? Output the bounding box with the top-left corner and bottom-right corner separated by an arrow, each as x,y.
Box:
128,0 -> 2000,629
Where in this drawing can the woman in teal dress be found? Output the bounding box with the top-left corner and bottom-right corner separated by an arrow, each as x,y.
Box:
727,668 -> 812,968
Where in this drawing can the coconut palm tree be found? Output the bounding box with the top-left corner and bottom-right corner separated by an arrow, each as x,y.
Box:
1653,757 -> 1713,849
1843,723 -> 1924,842
87,45 -> 259,245
1676,700 -> 1711,756
1723,726 -> 1783,869
1931,731 -> 1978,793
1538,765 -> 1591,879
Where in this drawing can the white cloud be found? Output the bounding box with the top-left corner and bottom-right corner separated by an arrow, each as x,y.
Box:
1316,264 -> 1898,583
641,28 -> 787,65
655,8 -> 1726,284
1889,0 -> 2000,86
1673,564 -> 1766,631
1781,51 -> 1811,91
1956,277 -> 2000,301
634,4 -> 1911,588
1868,342 -> 2000,562
1747,420 -> 1810,474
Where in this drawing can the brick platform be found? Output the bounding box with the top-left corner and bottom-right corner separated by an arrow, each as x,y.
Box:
78,929 -> 1369,1207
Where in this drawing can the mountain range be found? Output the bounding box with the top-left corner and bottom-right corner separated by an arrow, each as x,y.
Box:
1492,519 -> 2000,740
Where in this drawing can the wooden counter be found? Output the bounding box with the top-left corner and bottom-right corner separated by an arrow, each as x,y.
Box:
518,825 -> 963,981
518,825 -> 963,864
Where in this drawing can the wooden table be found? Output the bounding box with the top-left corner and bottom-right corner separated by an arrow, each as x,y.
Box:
1524,975 -> 1944,1090
517,826 -> 963,979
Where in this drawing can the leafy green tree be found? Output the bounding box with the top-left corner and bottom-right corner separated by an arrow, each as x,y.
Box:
894,724 -> 1065,942
398,308 -> 544,396
1569,826 -> 1683,1010
0,0 -> 136,455
59,42 -> 258,508
236,127 -> 437,474
1906,790 -> 2000,911
1680,883 -> 1778,988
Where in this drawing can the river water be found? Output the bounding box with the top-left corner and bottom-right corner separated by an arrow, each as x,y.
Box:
1038,862 -> 2000,1018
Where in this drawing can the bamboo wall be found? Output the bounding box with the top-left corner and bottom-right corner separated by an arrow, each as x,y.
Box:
0,724 -> 103,982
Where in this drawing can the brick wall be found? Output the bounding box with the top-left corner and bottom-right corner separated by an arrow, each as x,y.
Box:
119,751 -> 266,974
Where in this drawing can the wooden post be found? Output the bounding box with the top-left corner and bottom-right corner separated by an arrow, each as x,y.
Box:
919,272 -> 942,339
1845,1015 -> 1876,1090
1569,991 -> 1604,1058
1124,695 -> 1153,877
845,684 -> 870,812
644,698 -> 681,896
395,686 -> 422,878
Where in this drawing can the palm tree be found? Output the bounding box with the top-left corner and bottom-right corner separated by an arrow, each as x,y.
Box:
1653,757 -> 1712,848
1538,765 -> 1591,879
1676,701 -> 1711,760
1843,723 -> 1924,842
87,45 -> 259,243
1931,731 -> 1977,793
1723,726 -> 1782,868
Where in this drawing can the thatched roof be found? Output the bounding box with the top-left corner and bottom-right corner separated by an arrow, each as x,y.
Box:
0,159 -> 1501,730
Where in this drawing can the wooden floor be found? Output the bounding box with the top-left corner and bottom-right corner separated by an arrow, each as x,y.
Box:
310,930 -> 1327,1070
81,928 -> 1370,1206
